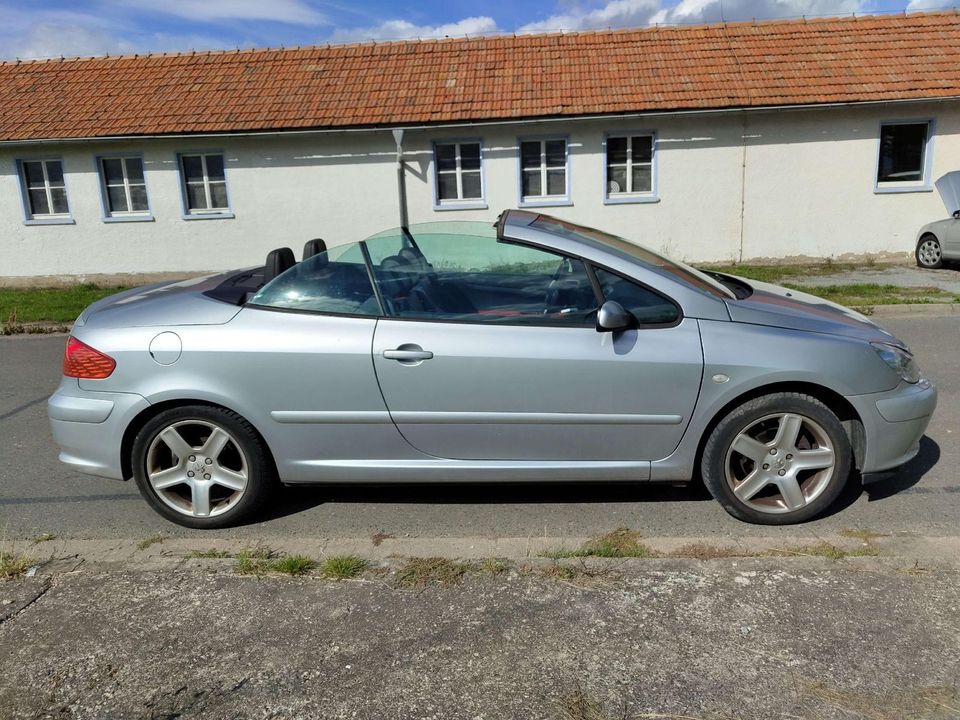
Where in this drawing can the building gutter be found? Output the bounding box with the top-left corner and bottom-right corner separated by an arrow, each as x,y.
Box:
2,95 -> 960,146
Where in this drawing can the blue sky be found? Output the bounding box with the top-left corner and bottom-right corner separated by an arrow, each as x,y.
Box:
0,0 -> 950,60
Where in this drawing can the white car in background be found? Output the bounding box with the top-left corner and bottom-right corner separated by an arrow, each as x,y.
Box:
917,172 -> 960,268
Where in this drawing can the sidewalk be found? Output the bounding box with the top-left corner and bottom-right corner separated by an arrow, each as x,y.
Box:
1,550 -> 958,719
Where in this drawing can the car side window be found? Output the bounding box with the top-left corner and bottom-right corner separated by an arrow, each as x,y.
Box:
249,242 -> 379,316
594,268 -> 680,325
365,232 -> 598,325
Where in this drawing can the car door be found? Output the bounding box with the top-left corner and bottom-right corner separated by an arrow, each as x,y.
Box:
234,241 -> 414,481
367,227 -> 704,462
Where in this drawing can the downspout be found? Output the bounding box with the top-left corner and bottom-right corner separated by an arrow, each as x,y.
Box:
392,128 -> 409,230
738,110 -> 748,263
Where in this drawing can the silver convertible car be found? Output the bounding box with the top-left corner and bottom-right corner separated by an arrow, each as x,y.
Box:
48,211 -> 937,528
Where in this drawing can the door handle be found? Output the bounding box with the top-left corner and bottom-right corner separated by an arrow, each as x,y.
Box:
383,346 -> 434,362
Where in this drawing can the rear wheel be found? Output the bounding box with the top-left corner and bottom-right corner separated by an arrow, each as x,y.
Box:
701,393 -> 851,525
132,405 -> 275,528
917,234 -> 943,269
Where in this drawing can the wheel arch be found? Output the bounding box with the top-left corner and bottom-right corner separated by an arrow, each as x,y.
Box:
693,381 -> 866,478
120,399 -> 277,481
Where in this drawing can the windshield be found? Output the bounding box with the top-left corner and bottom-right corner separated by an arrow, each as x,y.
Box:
528,216 -> 734,299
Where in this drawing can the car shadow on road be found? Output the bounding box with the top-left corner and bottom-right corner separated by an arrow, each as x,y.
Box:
257,436 -> 941,524
260,478 -> 716,523
862,435 -> 941,502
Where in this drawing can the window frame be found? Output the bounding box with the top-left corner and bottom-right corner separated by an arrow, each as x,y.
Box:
177,151 -> 235,220
874,119 -> 935,194
96,154 -> 154,223
15,158 -> 75,226
590,264 -> 683,330
516,136 -> 572,208
603,131 -> 659,205
432,139 -> 487,211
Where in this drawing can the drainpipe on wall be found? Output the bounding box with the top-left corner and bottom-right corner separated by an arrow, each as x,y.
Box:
738,111 -> 748,263
392,128 -> 409,230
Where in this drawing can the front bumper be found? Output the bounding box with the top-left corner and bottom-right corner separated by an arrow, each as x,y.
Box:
846,379 -> 937,474
48,378 -> 151,480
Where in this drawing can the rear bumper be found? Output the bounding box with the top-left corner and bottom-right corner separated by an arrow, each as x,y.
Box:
48,378 -> 150,480
847,379 -> 937,474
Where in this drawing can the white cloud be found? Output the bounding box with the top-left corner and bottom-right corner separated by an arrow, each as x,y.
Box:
518,0 -> 868,33
666,0 -> 865,23
329,16 -> 499,43
113,0 -> 327,25
0,20 -> 234,60
3,24 -> 135,60
906,0 -> 954,9
519,0 -> 659,33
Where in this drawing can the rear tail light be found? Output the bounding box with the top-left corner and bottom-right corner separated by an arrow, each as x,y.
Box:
63,336 -> 116,379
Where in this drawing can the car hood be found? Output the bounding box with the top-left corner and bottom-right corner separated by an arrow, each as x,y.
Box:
721,277 -> 901,345
76,272 -> 245,330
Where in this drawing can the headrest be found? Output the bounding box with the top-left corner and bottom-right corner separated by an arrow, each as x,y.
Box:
263,247 -> 296,283
303,238 -> 327,261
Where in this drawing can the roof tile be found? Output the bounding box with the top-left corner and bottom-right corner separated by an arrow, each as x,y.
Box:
2,12 -> 960,140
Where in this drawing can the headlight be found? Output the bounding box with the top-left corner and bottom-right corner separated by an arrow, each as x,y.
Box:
871,342 -> 921,384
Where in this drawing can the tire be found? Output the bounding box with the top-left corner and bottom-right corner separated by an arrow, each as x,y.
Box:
132,405 -> 275,529
700,393 -> 852,525
916,234 -> 943,269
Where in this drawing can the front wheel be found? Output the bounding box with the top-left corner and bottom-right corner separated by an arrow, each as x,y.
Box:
132,405 -> 275,528
701,393 -> 851,525
916,235 -> 943,269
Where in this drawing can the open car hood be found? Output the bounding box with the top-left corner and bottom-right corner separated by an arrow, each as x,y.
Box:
722,277 -> 900,344
935,171 -> 960,216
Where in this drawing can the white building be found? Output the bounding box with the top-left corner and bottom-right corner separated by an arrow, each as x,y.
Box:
1,11 -> 959,280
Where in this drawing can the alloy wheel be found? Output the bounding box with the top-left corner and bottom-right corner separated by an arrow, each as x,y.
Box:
723,412 -> 836,514
918,239 -> 942,267
146,420 -> 249,518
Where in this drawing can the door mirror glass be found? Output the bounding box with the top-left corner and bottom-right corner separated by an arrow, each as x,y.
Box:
596,300 -> 633,332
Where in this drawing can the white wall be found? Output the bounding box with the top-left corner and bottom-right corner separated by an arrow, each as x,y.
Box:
1,101 -> 956,278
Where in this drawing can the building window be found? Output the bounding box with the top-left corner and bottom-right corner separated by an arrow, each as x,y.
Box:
19,159 -> 69,219
606,134 -> 655,200
434,141 -> 484,207
100,157 -> 149,217
877,122 -> 931,189
180,153 -> 230,215
520,138 -> 569,205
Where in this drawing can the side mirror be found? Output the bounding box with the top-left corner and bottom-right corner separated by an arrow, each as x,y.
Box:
596,300 -> 634,333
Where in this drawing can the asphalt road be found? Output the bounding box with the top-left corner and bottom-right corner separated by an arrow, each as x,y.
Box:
1,315 -> 958,541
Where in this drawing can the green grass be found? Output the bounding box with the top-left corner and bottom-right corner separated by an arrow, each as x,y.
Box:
782,283 -> 959,309
272,555 -> 317,576
768,542 -> 879,560
0,550 -> 32,580
703,261 -> 856,284
234,547 -> 318,576
543,528 -> 657,559
188,548 -> 232,559
136,533 -> 166,551
321,555 -> 368,580
0,284 -> 131,324
703,263 -> 960,309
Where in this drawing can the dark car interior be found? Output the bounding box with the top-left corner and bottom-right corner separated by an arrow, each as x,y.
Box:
207,232 -> 676,326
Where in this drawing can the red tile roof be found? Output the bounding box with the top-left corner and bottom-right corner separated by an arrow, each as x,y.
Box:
2,11 -> 960,141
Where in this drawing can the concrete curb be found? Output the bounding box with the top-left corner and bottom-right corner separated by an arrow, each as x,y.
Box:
13,534 -> 960,573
